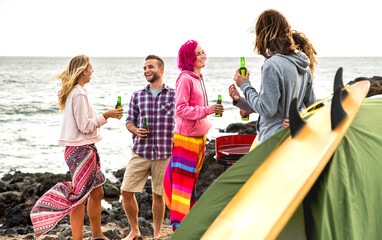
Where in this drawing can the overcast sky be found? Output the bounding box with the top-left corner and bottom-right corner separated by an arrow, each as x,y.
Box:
0,0 -> 381,57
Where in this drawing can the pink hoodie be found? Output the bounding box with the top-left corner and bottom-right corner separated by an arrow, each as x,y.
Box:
174,70 -> 213,137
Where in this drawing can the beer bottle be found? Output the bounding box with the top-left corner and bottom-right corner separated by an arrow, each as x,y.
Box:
215,95 -> 222,117
142,118 -> 149,139
115,96 -> 122,109
115,96 -> 122,119
239,57 -> 247,76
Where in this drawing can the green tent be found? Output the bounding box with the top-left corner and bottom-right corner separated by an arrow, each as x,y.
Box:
171,98 -> 382,240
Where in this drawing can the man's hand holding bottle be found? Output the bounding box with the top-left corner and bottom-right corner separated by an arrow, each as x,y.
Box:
233,69 -> 250,88
136,127 -> 149,140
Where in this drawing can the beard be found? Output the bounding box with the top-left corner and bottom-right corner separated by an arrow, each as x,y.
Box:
146,72 -> 160,83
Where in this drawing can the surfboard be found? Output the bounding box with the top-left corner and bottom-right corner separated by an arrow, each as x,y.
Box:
201,72 -> 370,239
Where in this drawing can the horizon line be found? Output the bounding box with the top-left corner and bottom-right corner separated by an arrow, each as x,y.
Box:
1,55 -> 382,58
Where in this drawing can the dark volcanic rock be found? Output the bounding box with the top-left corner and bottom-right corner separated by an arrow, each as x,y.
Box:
103,228 -> 122,240
0,180 -> 11,192
2,205 -> 31,228
112,168 -> 126,180
226,120 -> 257,135
58,226 -> 72,239
138,217 -> 154,236
226,122 -> 246,132
23,234 -> 35,239
136,190 -> 153,220
103,180 -> 120,198
347,75 -> 382,98
0,191 -> 22,205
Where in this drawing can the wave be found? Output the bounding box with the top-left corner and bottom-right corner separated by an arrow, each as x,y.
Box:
0,104 -> 59,116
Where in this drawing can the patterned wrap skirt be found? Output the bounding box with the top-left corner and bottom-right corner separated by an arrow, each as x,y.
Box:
163,133 -> 206,231
30,144 -> 105,237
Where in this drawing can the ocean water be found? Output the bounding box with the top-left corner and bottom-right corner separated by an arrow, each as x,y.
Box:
1,56 -> 382,180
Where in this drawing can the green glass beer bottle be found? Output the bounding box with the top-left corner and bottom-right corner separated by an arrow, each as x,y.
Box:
239,57 -> 247,76
115,96 -> 122,109
142,118 -> 149,139
215,95 -> 222,117
239,59 -> 249,120
115,96 -> 122,119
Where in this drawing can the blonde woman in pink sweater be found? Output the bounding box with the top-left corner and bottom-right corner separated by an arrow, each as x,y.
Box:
30,55 -> 123,240
163,40 -> 224,231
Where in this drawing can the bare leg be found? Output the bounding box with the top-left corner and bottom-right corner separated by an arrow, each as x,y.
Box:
152,192 -> 165,238
121,190 -> 141,240
88,185 -> 108,239
70,199 -> 87,240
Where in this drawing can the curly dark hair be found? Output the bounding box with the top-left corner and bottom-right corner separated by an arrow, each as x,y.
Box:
292,30 -> 317,77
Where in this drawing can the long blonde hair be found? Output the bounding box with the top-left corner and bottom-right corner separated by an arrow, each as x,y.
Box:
56,55 -> 90,111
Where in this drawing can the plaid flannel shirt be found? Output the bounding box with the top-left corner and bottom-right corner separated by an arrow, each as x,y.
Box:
126,84 -> 175,160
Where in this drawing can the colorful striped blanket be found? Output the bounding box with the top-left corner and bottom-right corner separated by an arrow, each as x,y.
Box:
30,144 -> 105,237
163,133 -> 206,230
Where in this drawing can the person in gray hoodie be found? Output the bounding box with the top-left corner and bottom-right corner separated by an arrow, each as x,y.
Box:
229,9 -> 316,145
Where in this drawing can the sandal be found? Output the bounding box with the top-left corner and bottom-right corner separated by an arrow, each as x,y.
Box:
148,236 -> 162,240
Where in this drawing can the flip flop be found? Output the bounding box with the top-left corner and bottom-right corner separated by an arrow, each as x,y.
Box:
121,234 -> 143,240
148,236 -> 162,240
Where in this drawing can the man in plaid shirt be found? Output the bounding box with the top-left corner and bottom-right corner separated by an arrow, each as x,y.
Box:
120,55 -> 175,240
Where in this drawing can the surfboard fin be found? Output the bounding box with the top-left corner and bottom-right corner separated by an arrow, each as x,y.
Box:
331,67 -> 348,130
289,98 -> 306,138
331,86 -> 347,130
334,67 -> 348,99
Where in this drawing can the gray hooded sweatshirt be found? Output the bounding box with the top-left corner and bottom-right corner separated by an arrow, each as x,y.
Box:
235,52 -> 316,144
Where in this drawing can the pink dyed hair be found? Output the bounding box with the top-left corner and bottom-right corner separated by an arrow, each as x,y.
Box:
177,40 -> 198,71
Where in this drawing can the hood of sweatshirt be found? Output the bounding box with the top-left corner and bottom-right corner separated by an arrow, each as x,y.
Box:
176,70 -> 203,83
277,52 -> 311,75
176,70 -> 208,108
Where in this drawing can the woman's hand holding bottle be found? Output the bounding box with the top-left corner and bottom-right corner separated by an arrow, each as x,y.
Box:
103,108 -> 124,119
212,104 -> 224,115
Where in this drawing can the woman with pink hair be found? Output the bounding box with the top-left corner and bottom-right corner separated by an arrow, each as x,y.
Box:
163,40 -> 224,230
